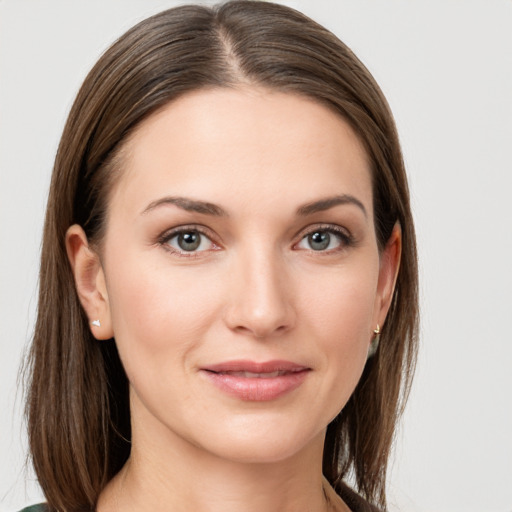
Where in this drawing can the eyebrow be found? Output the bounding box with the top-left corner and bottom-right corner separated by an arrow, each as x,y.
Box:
296,194 -> 367,218
141,193 -> 367,218
141,196 -> 228,216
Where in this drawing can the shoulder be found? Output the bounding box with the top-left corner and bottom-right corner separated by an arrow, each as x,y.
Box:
18,505 -> 49,512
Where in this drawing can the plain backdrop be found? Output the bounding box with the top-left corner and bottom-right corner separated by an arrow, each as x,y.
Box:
1,1 -> 511,511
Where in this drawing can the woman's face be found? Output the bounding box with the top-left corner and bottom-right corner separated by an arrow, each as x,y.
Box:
71,87 -> 399,465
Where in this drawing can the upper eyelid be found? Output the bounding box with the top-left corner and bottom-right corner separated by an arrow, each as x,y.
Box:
295,223 -> 351,240
159,224 -> 217,241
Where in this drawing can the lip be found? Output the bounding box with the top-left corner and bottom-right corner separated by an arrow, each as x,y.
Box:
200,360 -> 311,401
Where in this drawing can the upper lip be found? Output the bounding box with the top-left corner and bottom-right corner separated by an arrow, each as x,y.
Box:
202,360 -> 310,374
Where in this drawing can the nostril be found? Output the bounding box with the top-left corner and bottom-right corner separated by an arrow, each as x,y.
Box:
234,322 -> 291,340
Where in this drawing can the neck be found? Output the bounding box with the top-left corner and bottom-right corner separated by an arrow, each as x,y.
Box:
97,393 -> 348,512
108,440 -> 327,512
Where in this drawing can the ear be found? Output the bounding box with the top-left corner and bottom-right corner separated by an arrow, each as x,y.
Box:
373,222 -> 402,329
65,224 -> 114,340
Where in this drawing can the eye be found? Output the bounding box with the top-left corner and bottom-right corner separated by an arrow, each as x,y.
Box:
296,227 -> 351,252
163,228 -> 216,255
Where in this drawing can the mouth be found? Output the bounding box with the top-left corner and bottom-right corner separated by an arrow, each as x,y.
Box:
200,360 -> 311,401
212,370 -> 297,378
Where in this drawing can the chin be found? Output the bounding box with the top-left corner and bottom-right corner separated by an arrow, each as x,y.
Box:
190,414 -> 328,466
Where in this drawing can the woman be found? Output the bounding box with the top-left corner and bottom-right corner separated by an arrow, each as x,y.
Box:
24,1 -> 418,511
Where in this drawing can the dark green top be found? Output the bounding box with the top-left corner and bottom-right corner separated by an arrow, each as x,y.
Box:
19,485 -> 381,512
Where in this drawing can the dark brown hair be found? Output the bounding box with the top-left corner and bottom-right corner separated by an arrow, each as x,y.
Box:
26,2 -> 418,510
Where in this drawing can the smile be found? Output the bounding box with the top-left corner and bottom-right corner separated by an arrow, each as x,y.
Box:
201,360 -> 311,401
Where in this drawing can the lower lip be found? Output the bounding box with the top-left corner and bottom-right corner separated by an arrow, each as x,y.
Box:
202,370 -> 310,401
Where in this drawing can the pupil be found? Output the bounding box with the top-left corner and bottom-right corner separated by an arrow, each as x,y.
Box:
178,232 -> 200,251
309,231 -> 330,251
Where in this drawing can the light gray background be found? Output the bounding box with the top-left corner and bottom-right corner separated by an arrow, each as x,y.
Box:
1,1 -> 511,511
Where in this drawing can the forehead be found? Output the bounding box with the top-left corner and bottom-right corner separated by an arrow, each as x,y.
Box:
111,87 -> 373,219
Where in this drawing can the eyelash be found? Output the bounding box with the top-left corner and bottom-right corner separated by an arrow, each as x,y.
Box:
157,224 -> 354,258
157,225 -> 218,259
295,224 -> 354,254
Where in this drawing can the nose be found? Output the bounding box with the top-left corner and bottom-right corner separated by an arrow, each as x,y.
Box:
224,247 -> 296,339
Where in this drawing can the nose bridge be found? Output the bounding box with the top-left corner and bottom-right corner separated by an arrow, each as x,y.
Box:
225,241 -> 295,338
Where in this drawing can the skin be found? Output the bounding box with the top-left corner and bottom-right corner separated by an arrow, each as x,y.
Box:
66,87 -> 401,512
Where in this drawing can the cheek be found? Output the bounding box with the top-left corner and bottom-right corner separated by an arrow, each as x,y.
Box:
298,260 -> 379,397
104,250 -> 223,371
300,260 -> 378,342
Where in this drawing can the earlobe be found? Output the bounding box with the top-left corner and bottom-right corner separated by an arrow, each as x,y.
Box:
65,224 -> 114,340
374,222 -> 402,328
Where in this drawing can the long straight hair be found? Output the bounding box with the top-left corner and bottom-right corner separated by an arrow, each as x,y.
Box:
26,2 -> 419,510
